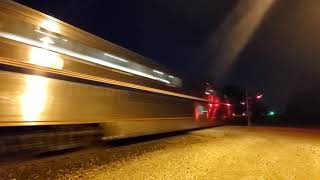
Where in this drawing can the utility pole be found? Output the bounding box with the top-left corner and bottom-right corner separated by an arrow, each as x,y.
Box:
245,88 -> 251,126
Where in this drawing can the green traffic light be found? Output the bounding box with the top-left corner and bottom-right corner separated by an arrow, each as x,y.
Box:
267,111 -> 275,116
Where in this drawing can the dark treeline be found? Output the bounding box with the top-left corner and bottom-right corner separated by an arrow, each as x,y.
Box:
285,86 -> 320,125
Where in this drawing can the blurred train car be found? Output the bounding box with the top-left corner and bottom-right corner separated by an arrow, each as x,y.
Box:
0,0 -> 232,155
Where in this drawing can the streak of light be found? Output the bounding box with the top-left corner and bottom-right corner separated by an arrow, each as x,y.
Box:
0,31 -> 171,84
20,47 -> 63,121
20,75 -> 48,121
153,70 -> 164,75
208,0 -> 276,80
103,52 -> 128,63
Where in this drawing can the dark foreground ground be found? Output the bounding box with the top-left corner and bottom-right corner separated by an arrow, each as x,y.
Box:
1,126 -> 320,179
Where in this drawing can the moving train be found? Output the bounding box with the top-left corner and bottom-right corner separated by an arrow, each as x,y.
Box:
0,0 -> 232,155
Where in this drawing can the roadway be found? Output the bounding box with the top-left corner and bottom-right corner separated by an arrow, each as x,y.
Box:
1,126 -> 320,179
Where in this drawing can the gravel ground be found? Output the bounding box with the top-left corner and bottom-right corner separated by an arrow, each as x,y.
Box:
1,126 -> 320,180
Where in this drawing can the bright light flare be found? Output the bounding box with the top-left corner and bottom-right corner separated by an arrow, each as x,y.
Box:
256,94 -> 263,99
40,20 -> 60,33
29,47 -> 64,69
20,47 -> 64,121
20,76 -> 48,121
208,0 -> 275,79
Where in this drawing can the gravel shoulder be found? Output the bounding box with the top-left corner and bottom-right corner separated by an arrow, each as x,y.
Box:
1,126 -> 320,180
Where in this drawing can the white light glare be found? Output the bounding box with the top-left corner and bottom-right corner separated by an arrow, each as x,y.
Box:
104,52 -> 128,63
0,32 -> 170,84
153,70 -> 164,75
40,20 -> 60,33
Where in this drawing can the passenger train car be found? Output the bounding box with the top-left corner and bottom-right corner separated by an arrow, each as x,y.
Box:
0,0 -> 232,155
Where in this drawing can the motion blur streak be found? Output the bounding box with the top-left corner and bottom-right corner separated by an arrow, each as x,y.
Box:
20,47 -> 63,121
0,32 -> 171,84
208,0 -> 275,80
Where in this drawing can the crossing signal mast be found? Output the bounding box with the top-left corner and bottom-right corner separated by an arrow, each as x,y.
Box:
245,90 -> 264,126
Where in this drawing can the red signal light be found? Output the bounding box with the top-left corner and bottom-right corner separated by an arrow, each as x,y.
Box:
256,94 -> 263,99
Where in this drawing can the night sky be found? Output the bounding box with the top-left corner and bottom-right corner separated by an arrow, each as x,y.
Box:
15,0 -> 320,110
